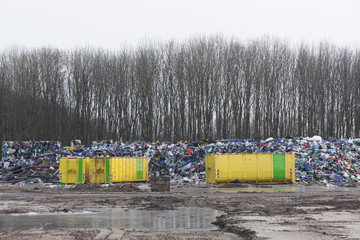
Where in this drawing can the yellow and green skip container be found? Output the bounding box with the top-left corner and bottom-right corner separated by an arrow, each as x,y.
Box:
205,153 -> 295,184
59,157 -> 148,184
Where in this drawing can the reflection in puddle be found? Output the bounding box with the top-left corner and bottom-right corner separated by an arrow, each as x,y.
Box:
0,207 -> 223,232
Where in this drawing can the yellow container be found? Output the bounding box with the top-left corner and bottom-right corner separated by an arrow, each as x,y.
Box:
206,153 -> 295,184
59,157 -> 86,184
88,157 -> 148,183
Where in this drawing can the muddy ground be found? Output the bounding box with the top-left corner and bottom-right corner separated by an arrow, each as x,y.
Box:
0,183 -> 360,239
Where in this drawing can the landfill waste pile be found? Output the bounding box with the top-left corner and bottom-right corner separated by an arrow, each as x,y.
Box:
1,136 -> 360,185
1,140 -> 73,183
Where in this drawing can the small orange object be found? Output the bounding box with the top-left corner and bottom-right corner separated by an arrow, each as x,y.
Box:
185,148 -> 194,155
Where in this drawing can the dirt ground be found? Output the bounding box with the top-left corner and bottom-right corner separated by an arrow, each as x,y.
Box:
0,183 -> 360,239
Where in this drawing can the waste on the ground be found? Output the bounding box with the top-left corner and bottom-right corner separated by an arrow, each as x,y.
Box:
1,136 -> 360,184
1,141 -> 61,183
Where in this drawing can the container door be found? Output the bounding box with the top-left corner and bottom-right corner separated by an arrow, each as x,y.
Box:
273,154 -> 285,180
95,158 -> 106,183
68,158 -> 78,183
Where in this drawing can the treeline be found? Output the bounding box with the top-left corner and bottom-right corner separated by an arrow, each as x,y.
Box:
0,37 -> 359,144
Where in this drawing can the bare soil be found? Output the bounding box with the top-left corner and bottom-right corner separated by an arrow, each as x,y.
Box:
0,184 -> 360,239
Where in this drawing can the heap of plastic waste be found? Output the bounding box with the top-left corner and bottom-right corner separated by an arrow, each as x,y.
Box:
1,136 -> 360,184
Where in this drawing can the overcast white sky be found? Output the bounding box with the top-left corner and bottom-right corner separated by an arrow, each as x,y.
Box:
0,0 -> 359,50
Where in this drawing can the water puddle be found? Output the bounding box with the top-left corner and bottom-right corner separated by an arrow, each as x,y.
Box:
0,207 -> 223,231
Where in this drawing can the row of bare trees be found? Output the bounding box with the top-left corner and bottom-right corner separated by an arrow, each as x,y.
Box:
0,37 -> 359,144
